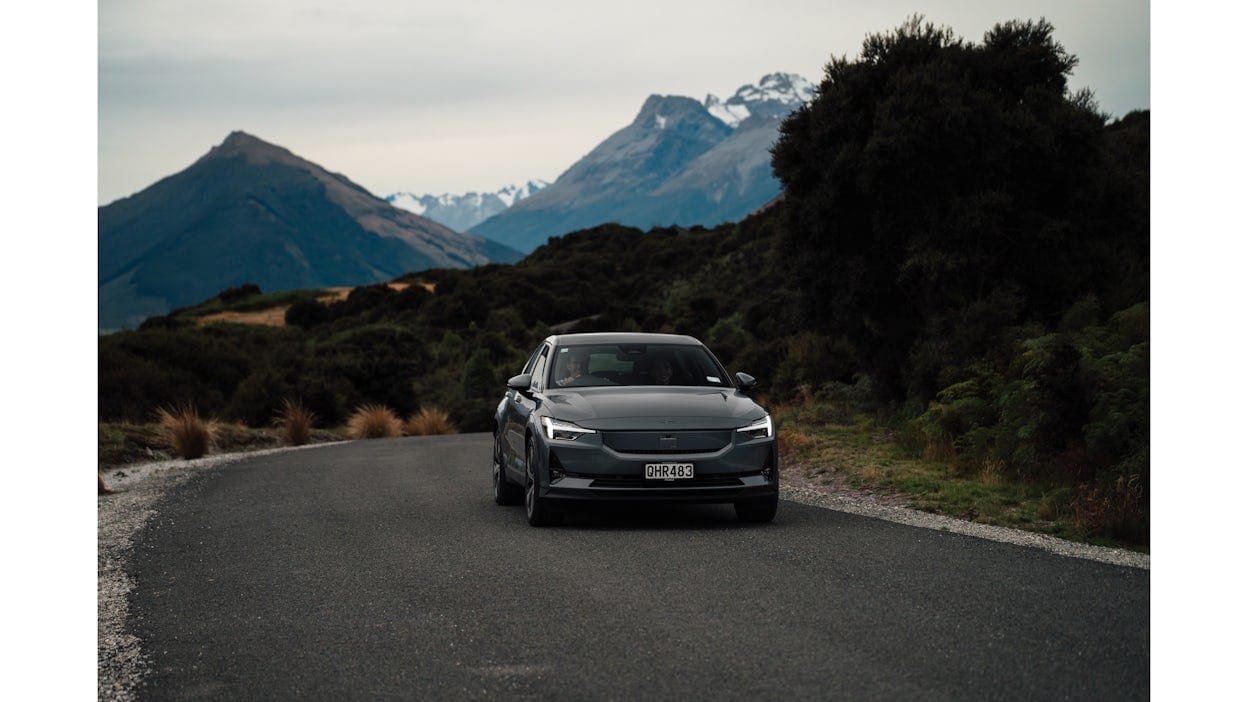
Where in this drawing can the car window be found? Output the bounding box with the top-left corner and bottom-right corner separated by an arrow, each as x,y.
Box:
521,344 -> 545,374
551,344 -> 731,388
529,346 -> 550,391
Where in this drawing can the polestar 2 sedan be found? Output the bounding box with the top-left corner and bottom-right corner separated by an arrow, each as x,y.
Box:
491,332 -> 779,526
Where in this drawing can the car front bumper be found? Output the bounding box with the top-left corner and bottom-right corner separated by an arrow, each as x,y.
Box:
538,431 -> 779,506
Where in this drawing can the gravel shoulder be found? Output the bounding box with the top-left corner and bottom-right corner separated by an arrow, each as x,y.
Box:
778,460 -> 1149,570
98,436 -> 1145,698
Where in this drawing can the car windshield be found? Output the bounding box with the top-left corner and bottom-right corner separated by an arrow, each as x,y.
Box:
548,344 -> 731,389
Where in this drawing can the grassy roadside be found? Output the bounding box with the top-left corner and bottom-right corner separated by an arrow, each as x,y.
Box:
98,422 -> 348,470
772,403 -> 1148,552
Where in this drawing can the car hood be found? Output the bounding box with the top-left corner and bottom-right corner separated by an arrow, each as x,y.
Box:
542,386 -> 764,430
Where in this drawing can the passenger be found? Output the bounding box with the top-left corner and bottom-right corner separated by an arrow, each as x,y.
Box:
652,358 -> 674,385
556,353 -> 586,387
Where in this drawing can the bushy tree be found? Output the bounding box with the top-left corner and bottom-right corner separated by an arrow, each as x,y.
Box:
771,16 -> 1147,400
285,299 -> 330,329
461,348 -> 497,399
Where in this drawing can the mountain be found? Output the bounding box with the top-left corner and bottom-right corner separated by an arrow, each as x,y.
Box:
470,73 -> 814,253
98,131 -> 521,330
703,72 -> 815,125
384,180 -> 549,232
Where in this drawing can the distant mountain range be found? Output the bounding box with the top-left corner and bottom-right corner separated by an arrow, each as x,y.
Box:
470,73 -> 814,253
385,180 -> 549,232
98,131 -> 520,330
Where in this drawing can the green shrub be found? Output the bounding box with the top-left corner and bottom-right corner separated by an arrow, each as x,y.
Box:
217,283 -> 262,304
228,368 -> 292,427
461,348 -> 497,399
285,299 -> 330,329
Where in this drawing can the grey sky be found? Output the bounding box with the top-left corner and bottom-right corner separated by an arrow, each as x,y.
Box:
98,0 -> 1149,205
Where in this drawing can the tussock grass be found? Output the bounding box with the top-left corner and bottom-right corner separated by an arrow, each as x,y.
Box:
404,406 -> 457,436
156,403 -> 218,459
273,399 -> 317,446
922,435 -> 957,463
777,427 -> 814,462
1073,475 -> 1147,542
347,404 -> 402,439
978,457 -> 1005,486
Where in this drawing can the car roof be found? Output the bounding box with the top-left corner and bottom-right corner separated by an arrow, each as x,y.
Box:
548,332 -> 702,347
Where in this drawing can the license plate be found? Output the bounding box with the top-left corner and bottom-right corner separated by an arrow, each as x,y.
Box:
645,463 -> 694,480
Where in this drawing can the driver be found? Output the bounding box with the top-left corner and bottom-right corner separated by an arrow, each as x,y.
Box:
555,352 -> 587,387
652,357 -> 674,384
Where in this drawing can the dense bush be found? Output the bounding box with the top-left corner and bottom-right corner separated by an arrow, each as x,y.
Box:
285,299 -> 330,329
771,17 -> 1147,402
217,283 -> 262,304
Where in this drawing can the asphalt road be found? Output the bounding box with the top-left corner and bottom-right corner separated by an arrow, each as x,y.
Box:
128,434 -> 1148,700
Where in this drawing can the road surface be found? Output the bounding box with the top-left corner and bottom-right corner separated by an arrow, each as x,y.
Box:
126,433 -> 1148,699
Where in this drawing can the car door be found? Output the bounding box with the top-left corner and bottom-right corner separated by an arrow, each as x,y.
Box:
505,343 -> 549,477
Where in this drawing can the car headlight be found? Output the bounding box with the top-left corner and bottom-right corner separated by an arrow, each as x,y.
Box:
542,417 -> 597,441
737,414 -> 773,439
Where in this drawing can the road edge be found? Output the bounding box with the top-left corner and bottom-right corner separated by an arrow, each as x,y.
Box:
780,484 -> 1149,570
97,442 -> 347,701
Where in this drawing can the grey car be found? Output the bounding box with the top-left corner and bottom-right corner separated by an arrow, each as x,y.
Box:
492,332 -> 779,526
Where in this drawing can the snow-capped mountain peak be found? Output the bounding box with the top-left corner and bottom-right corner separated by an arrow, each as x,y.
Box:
740,72 -> 815,106
385,180 -> 550,232
386,192 -> 428,215
704,72 -> 815,128
704,94 -> 752,129
496,180 -> 549,208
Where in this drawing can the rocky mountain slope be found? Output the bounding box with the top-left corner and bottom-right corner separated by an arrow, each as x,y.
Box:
98,131 -> 520,330
470,73 -> 814,252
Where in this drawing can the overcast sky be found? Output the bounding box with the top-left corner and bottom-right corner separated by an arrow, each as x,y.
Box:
98,0 -> 1149,205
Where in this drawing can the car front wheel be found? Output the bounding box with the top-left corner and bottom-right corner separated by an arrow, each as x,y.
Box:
493,431 -> 523,506
525,440 -> 563,527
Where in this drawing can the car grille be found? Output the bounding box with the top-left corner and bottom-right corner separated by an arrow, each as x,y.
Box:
614,448 -> 710,455
568,471 -> 757,489
601,430 -> 732,455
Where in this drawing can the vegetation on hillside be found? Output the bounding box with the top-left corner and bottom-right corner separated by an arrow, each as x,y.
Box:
98,18 -> 1148,542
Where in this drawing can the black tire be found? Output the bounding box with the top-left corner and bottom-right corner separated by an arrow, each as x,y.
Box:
525,440 -> 563,527
493,432 -> 523,506
734,494 -> 778,523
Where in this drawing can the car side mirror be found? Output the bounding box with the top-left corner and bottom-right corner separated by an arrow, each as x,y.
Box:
735,372 -> 757,390
507,373 -> 533,391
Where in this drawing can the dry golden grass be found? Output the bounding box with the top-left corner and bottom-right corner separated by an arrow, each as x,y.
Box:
1073,475 -> 1147,540
318,282 -> 418,304
196,283 -> 429,328
404,406 -> 458,436
156,404 -> 218,459
318,287 -> 354,303
922,435 -> 957,463
979,457 -> 1005,486
196,307 -> 292,327
273,399 -> 317,446
347,404 -> 403,439
777,427 -> 814,462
